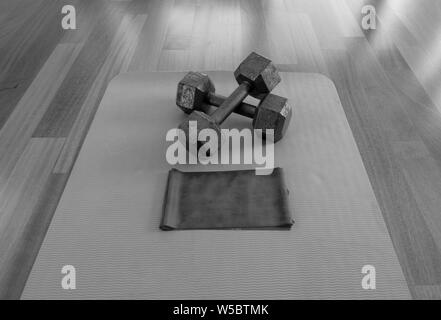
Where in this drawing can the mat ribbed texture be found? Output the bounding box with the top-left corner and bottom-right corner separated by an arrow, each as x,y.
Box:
22,72 -> 410,299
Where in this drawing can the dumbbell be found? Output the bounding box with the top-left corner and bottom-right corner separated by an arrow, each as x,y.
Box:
178,52 -> 291,149
177,71 -> 257,118
176,71 -> 291,143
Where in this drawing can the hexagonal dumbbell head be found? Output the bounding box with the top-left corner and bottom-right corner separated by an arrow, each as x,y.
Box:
178,110 -> 222,152
234,52 -> 281,99
252,94 -> 292,142
176,72 -> 215,114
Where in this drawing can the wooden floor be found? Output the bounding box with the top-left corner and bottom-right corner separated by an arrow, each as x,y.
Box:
0,0 -> 440,299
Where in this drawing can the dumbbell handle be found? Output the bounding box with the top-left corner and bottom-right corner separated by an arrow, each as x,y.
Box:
211,82 -> 251,124
206,92 -> 256,119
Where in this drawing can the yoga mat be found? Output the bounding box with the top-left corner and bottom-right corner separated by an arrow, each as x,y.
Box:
22,71 -> 410,299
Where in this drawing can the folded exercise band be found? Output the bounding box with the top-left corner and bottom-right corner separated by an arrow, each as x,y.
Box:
161,168 -> 293,230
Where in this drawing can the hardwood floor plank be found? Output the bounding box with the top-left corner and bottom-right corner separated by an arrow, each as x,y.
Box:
0,1 -> 67,129
390,2 -> 441,114
163,0 -> 196,50
413,284 -> 441,300
32,2 -> 129,138
9,173 -> 69,300
387,0 -> 441,49
0,1 -> 44,49
229,0 -> 244,67
345,39 -> 441,287
128,0 -> 174,71
59,0 -> 105,44
208,0 -> 241,70
239,0 -> 271,61
0,138 -> 65,299
0,1 -> 63,78
347,0 -> 441,113
367,34 -> 441,269
281,13 -> 328,75
390,68 -> 441,170
261,0 -> 298,64
0,79 -> 29,132
53,14 -> 147,174
186,0 -> 216,70
324,47 -> 441,294
376,1 -> 441,114
396,151 -> 441,254
329,0 -> 364,38
395,44 -> 441,115
284,0 -> 345,50
157,0 -> 196,71
0,43 -> 82,193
